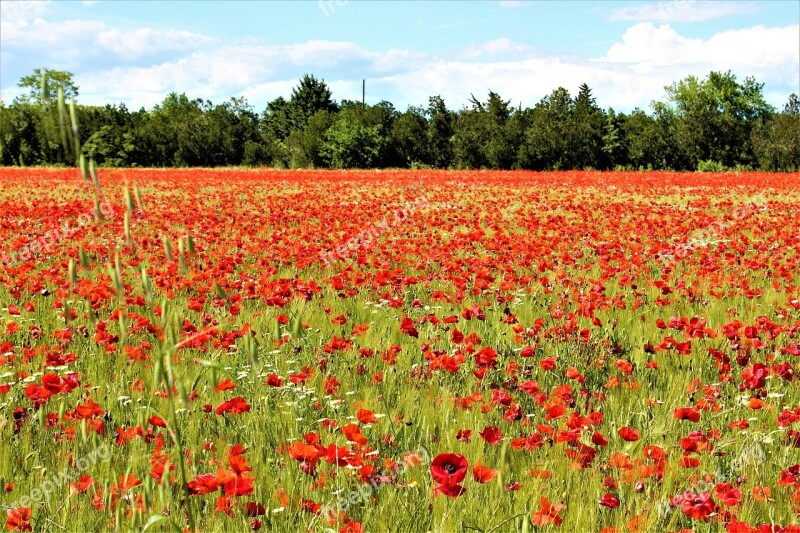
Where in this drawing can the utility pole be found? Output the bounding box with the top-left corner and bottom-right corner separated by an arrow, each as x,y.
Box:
362,79 -> 365,106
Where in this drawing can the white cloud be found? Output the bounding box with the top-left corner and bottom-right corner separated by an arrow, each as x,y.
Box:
1,15 -> 211,65
73,41 -> 427,109
609,0 -> 758,23
78,23 -> 796,111
1,7 -> 797,112
95,28 -> 212,60
603,23 -> 800,86
0,0 -> 50,25
462,38 -> 535,60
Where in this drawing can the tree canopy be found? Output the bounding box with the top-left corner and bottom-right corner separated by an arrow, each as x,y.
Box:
0,68 -> 797,171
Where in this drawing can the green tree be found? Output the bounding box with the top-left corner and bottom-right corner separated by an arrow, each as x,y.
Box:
602,108 -> 625,169
751,94 -> 800,171
620,107 -> 675,170
662,70 -> 773,168
390,107 -> 430,167
570,83 -> 607,169
518,87 -> 572,170
262,97 -> 293,141
453,91 -> 515,169
16,68 -> 79,105
142,92 -> 210,166
289,74 -> 338,130
0,101 -> 42,165
11,69 -> 80,164
482,91 -> 515,169
453,106 -> 486,168
321,112 -> 384,169
285,109 -> 335,168
427,96 -> 454,168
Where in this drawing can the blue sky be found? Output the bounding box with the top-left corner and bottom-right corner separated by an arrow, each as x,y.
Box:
1,0 -> 798,112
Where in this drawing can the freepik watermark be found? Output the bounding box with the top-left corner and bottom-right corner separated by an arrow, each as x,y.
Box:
1,443 -> 112,512
663,194 -> 768,262
319,0 -> 347,16
655,442 -> 765,519
0,201 -> 113,267
319,188 -> 431,267
319,447 -> 430,522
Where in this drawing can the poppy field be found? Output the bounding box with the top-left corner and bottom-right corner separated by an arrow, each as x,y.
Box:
1,168 -> 800,533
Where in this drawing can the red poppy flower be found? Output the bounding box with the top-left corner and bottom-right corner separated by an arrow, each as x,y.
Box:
728,419 -> 749,430
6,507 -> 32,532
778,464 -> 800,486
341,423 -> 368,445
531,497 -> 564,527
215,397 -> 251,415
24,383 -> 51,405
399,316 -> 418,338
599,493 -> 620,508
456,429 -> 472,443
287,441 -> 321,465
356,409 -> 378,424
434,482 -> 466,498
678,491 -> 715,521
215,378 -> 236,392
472,462 -> 497,483
539,357 -> 557,371
479,426 -> 503,445
188,473 -> 220,495
265,373 -> 284,387
545,403 -> 566,420
148,415 -> 167,428
69,475 -> 95,494
618,427 -> 639,441
714,483 -> 742,506
244,502 -> 266,517
430,453 -> 468,485
592,431 -> 609,446
674,407 -> 701,422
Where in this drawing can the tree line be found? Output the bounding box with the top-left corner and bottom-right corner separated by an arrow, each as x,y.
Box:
0,68 -> 798,171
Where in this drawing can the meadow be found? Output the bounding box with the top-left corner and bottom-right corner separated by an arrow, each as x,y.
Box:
1,168 -> 799,532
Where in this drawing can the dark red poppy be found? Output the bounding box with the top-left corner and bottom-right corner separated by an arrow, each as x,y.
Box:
678,491 -> 716,521
215,397 -> 251,415
479,426 -> 503,445
599,493 -> 620,508
430,453 -> 468,485
434,482 -> 466,498
618,427 -> 639,441
674,407 -> 701,422
5,507 -> 32,532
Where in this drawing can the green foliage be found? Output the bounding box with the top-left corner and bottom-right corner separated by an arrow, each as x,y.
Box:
289,74 -> 338,130
696,159 -> 728,172
391,107 -> 430,167
16,68 -> 79,105
453,91 -> 516,169
664,71 -> 773,168
1,69 -> 795,171
261,96 -> 293,142
751,94 -> 800,171
517,87 -> 573,170
427,96 -> 454,168
321,115 -> 384,169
